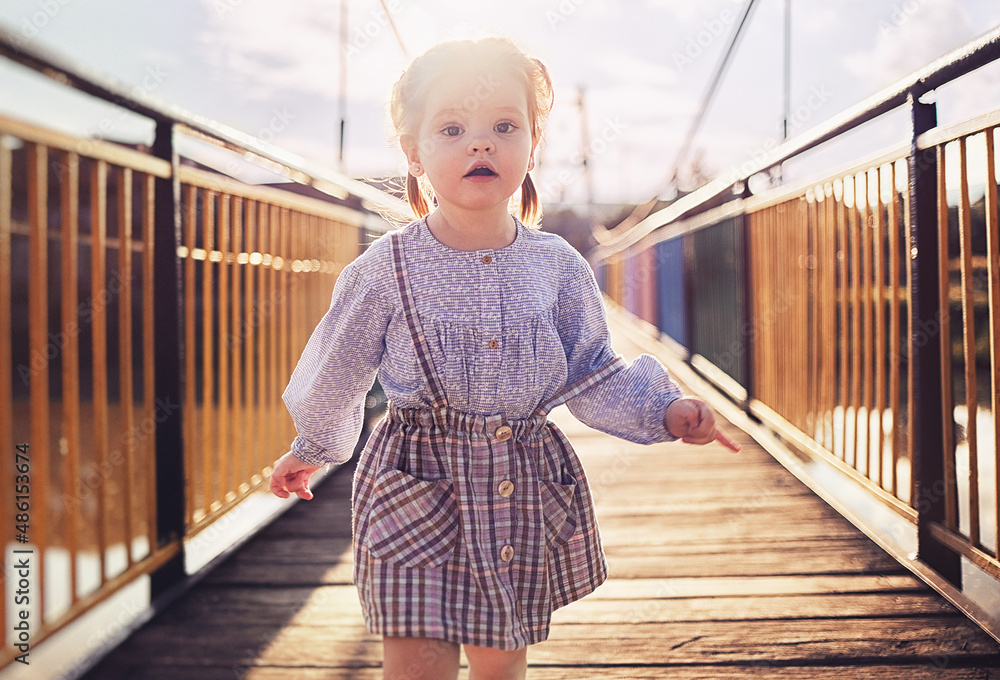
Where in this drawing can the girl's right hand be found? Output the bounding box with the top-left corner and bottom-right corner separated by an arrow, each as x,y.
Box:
269,452 -> 322,500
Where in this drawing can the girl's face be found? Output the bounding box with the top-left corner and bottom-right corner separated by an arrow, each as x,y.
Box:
403,70 -> 535,218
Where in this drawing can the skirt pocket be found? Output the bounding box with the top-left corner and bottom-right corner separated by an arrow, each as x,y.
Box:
366,468 -> 460,568
540,477 -> 578,548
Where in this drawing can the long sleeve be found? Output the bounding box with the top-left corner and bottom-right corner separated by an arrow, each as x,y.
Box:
282,257 -> 393,465
558,255 -> 682,445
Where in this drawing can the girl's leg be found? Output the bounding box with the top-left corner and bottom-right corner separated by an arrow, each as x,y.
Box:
382,636 -> 460,680
464,644 -> 528,680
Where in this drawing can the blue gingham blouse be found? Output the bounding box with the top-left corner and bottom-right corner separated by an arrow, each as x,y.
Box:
283,217 -> 682,466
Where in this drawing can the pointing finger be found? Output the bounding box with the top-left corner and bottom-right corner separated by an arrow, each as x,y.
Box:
714,427 -> 741,453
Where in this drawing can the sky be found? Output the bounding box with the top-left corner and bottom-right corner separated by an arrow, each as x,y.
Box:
1,0 -> 1000,206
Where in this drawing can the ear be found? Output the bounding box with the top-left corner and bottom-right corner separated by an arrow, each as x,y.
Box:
527,140 -> 538,172
401,134 -> 424,176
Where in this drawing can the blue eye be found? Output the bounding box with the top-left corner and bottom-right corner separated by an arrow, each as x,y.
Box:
442,125 -> 462,136
495,122 -> 517,134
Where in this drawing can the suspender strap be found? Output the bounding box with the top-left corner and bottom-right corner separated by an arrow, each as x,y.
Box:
534,355 -> 628,415
390,232 -> 449,409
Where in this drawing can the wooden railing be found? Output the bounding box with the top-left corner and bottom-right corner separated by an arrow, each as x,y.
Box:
594,27 -> 1000,641
1,116 -> 180,668
175,167 -> 359,534
0,28 -> 408,670
919,112 -> 1000,589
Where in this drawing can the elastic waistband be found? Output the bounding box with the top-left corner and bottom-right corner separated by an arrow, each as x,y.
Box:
387,403 -> 549,439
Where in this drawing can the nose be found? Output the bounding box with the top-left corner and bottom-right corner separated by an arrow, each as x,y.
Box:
469,136 -> 493,154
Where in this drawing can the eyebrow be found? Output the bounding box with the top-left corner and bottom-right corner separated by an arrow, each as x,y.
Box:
429,106 -> 527,121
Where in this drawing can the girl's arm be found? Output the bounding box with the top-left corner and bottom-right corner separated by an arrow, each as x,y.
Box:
557,254 -> 738,450
280,256 -> 392,469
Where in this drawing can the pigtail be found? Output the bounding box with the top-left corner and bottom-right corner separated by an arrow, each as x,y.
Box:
406,172 -> 431,219
518,174 -> 541,227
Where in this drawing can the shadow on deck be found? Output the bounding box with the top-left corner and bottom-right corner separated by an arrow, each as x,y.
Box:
80,316 -> 1000,680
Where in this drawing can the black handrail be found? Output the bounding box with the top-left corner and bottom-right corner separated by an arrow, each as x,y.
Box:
0,25 -> 412,219
590,24 -> 1000,264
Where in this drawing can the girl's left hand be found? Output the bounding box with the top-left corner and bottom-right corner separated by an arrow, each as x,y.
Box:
269,451 -> 322,500
664,397 -> 741,452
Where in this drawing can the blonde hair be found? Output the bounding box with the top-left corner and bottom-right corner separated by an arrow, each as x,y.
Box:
390,38 -> 553,227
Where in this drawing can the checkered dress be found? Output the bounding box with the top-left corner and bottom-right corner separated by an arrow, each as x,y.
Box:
283,218 -> 683,650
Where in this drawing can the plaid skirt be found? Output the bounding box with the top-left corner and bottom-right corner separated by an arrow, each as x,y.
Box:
351,402 -> 608,650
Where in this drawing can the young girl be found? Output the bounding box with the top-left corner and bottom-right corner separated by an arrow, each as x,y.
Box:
270,37 -> 739,680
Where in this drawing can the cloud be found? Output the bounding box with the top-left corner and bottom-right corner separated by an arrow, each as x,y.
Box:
198,0 -> 409,103
592,50 -> 680,87
842,0 -> 973,92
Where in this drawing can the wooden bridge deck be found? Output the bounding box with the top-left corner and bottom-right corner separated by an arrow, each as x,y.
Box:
82,319 -> 1000,679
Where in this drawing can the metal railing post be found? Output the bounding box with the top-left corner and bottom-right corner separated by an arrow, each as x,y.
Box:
150,120 -> 187,595
738,186 -> 755,411
907,92 -> 961,586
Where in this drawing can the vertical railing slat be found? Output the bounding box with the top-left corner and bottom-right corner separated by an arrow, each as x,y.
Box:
956,137 -> 981,547
230,197 -> 243,498
824,186 -> 837,450
61,151 -> 81,602
142,172 -> 156,550
808,195 -> 820,439
183,184 -> 197,528
888,161 -> 902,500
257,203 -> 270,478
217,194 -> 230,505
874,167 -> 887,489
850,176 -> 862,469
837,181 -> 849,461
244,200 -> 257,488
201,191 -> 215,515
936,144 -> 958,531
0,134 -> 11,642
118,166 -> 135,568
861,171 -> 874,479
985,126 -> 1000,557
28,143 -> 50,617
91,158 -> 109,583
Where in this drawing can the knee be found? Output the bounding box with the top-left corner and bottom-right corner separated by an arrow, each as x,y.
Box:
464,645 -> 527,680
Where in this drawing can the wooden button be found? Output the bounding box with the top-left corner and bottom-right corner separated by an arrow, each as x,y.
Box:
495,425 -> 513,441
482,255 -> 493,264
489,339 -> 499,349
498,480 -> 515,497
500,545 -> 514,562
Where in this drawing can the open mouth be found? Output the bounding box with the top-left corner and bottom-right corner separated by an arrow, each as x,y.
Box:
465,166 -> 497,177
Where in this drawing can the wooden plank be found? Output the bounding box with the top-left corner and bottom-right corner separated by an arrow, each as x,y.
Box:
0,113 -> 171,177
80,315 -> 1000,679
176,164 -> 362,224
76,665 -> 1000,680
88,617 -> 1000,668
